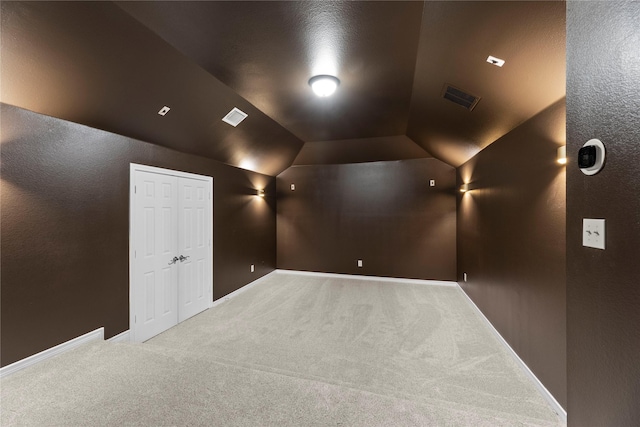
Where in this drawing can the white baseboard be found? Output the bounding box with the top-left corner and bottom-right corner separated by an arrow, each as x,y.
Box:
0,327 -> 105,379
211,270 -> 278,308
275,269 -> 457,287
456,284 -> 567,422
211,270 -> 456,311
107,330 -> 131,343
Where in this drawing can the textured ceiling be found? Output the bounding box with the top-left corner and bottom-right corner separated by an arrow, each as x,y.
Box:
0,1 -> 303,176
293,136 -> 432,166
407,1 -> 566,167
117,1 -> 425,143
1,1 -> 566,174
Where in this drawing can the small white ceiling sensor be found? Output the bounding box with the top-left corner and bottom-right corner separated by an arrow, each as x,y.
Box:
222,107 -> 248,127
487,56 -> 505,67
158,106 -> 170,116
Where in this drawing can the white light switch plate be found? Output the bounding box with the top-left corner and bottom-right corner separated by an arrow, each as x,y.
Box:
583,218 -> 605,249
429,180 -> 435,187
357,260 -> 363,267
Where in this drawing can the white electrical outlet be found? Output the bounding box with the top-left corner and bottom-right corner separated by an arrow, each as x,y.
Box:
430,180 -> 436,187
357,260 -> 363,268
583,218 -> 605,249
463,272 -> 468,282
250,264 -> 255,272
290,184 -> 295,191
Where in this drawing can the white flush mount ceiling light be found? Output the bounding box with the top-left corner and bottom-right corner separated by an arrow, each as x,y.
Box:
486,55 -> 505,67
309,75 -> 340,97
222,107 -> 248,127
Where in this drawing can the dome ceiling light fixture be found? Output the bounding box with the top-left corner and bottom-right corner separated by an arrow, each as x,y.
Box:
309,75 -> 340,97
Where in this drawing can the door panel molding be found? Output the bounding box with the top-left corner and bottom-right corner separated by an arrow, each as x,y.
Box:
129,163 -> 213,342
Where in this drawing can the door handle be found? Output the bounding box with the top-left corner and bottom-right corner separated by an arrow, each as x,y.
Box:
179,255 -> 190,262
168,256 -> 179,265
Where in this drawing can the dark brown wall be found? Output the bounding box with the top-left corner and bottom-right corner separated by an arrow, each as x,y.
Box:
1,104 -> 276,367
277,159 -> 456,280
457,99 -> 567,408
566,3 -> 640,426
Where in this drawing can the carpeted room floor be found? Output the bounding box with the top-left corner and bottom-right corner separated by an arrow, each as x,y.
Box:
1,271 -> 565,426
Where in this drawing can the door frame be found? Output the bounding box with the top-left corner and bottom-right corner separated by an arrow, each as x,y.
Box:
129,163 -> 213,342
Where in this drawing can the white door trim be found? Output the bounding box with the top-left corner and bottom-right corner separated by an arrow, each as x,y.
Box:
129,163 -> 213,342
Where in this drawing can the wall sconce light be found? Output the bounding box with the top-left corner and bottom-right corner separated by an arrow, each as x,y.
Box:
460,183 -> 470,193
257,189 -> 265,198
557,145 -> 567,165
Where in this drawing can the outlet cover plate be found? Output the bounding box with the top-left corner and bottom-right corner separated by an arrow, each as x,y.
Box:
583,218 -> 605,249
357,260 -> 363,268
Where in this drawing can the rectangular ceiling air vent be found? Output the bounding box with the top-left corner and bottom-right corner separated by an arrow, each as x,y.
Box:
222,107 -> 248,127
442,84 -> 480,111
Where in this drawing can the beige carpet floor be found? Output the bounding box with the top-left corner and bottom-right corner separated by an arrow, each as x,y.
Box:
1,271 -> 565,426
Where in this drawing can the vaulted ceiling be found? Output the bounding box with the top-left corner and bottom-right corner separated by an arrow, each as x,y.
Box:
0,1 -> 565,176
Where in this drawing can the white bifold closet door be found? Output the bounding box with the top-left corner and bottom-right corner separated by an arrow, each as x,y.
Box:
176,178 -> 210,322
132,168 -> 211,343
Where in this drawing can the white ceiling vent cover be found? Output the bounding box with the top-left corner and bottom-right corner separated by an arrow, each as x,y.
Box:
222,107 -> 248,127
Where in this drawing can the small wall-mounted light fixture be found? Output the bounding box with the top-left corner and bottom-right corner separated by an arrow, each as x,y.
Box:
460,183 -> 470,193
557,145 -> 567,165
257,189 -> 265,198
309,75 -> 340,97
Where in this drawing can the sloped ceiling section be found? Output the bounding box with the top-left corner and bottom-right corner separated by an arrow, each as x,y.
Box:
119,1 -> 565,169
293,135 -> 432,166
407,1 -> 566,167
0,1 -> 303,176
1,1 -> 566,172
117,1 -> 425,143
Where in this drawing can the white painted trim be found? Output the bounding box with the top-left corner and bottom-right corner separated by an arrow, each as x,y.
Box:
129,163 -> 214,343
275,269 -> 458,287
107,330 -> 131,343
210,270 -> 455,310
211,271 -> 278,308
0,328 -> 104,379
129,163 -> 212,182
456,284 -> 567,422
